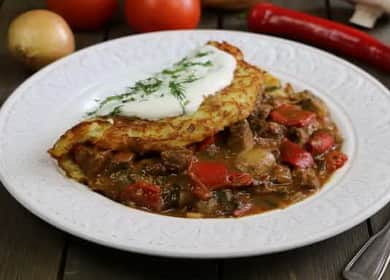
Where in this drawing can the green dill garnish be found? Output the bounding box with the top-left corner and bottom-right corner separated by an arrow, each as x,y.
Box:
89,48 -> 215,117
109,106 -> 122,116
168,81 -> 187,113
195,51 -> 211,58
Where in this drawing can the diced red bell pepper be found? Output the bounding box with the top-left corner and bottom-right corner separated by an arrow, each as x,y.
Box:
188,161 -> 253,199
189,161 -> 230,188
307,130 -> 335,155
280,140 -> 314,168
120,181 -> 162,211
270,104 -> 316,127
326,151 -> 348,172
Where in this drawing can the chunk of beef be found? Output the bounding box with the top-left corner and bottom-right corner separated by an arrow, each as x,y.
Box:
288,119 -> 320,145
235,147 -> 276,177
73,144 -> 112,177
260,121 -> 286,139
161,148 -> 194,172
227,120 -> 255,152
105,151 -> 135,172
271,164 -> 292,185
134,158 -> 167,176
112,151 -> 135,164
254,137 -> 281,149
292,168 -> 320,191
248,104 -> 273,134
256,104 -> 273,120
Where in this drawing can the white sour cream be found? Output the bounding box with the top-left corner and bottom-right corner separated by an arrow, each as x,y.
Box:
92,45 -> 237,120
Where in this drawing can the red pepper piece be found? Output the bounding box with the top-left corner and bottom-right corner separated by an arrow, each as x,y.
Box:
280,140 -> 314,168
248,3 -> 390,72
326,150 -> 348,171
307,131 -> 335,155
270,104 -> 316,127
188,161 -> 254,199
120,181 -> 162,211
188,161 -> 230,188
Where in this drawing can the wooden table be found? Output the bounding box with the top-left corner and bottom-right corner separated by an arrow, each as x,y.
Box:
1,0 -> 389,279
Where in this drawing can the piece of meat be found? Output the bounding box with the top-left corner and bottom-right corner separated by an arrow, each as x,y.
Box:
247,104 -> 273,135
271,164 -> 292,185
235,147 -> 276,177
254,137 -> 281,149
256,104 -> 273,120
105,151 -> 135,172
134,158 -> 167,176
227,120 -> 255,152
161,148 -> 194,172
72,144 -> 112,178
292,168 -> 320,191
260,121 -> 286,139
112,151 -> 135,164
288,119 -> 320,145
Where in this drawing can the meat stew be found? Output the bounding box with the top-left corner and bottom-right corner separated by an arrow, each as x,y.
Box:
67,74 -> 348,218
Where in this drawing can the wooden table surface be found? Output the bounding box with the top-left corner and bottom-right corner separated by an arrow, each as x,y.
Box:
1,0 -> 389,279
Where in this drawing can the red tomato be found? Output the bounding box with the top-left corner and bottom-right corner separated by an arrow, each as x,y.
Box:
124,0 -> 201,33
46,0 -> 118,30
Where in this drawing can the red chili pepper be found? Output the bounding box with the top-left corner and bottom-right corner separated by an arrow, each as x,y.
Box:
280,140 -> 314,168
270,104 -> 316,127
307,130 -> 335,155
326,150 -> 348,171
120,181 -> 162,211
248,3 -> 390,72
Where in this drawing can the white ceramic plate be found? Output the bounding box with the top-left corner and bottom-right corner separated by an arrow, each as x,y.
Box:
1,30 -> 389,258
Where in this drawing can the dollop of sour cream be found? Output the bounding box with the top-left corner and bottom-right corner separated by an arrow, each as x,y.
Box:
91,45 -> 237,120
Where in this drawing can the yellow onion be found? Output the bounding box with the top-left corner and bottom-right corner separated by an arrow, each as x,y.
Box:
7,10 -> 75,70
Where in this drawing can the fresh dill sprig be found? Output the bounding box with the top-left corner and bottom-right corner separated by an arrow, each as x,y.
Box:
195,51 -> 211,58
168,81 -> 187,113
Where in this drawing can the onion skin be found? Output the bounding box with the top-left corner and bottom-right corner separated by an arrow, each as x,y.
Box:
7,10 -> 75,70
